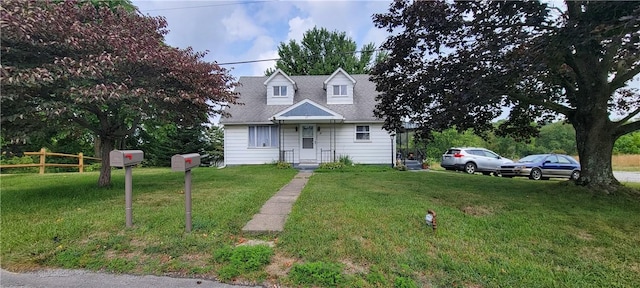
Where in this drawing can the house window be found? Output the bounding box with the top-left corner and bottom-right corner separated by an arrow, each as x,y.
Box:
355,125 -> 370,141
249,126 -> 279,148
332,85 -> 347,96
273,86 -> 287,97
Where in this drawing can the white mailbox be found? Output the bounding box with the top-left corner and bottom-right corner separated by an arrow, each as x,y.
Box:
171,153 -> 201,172
109,150 -> 144,167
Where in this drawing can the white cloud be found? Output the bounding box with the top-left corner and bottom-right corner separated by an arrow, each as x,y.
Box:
287,17 -> 316,42
361,26 -> 390,48
221,8 -> 265,41
242,35 -> 278,76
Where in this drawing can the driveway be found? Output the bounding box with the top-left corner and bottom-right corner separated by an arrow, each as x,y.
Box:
614,171 -> 640,183
0,269 -> 259,288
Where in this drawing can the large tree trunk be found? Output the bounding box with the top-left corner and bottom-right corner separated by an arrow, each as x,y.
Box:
571,110 -> 620,191
98,137 -> 115,187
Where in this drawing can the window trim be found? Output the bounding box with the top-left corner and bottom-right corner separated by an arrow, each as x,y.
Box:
248,125 -> 279,148
354,125 -> 371,142
273,85 -> 287,97
332,84 -> 348,96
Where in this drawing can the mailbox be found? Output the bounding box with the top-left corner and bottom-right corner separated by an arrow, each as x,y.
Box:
110,150 -> 144,167
171,153 -> 201,172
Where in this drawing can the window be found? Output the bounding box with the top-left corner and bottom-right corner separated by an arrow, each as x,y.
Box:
248,126 -> 279,148
273,86 -> 287,96
332,85 -> 347,96
355,125 -> 370,141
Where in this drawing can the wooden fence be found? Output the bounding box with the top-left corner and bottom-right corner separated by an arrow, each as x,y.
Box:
0,148 -> 101,174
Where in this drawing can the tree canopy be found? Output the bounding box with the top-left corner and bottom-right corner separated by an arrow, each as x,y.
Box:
1,0 -> 238,186
266,27 -> 382,76
371,0 -> 640,191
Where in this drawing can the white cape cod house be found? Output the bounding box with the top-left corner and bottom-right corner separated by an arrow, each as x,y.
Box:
220,68 -> 395,166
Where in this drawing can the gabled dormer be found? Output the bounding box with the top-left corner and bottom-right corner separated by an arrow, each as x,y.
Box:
323,68 -> 356,104
264,69 -> 297,105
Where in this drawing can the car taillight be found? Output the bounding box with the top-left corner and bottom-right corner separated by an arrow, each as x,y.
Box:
454,153 -> 463,158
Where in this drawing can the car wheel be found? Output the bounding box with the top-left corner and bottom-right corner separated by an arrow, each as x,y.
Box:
464,162 -> 477,174
529,168 -> 542,180
570,170 -> 580,180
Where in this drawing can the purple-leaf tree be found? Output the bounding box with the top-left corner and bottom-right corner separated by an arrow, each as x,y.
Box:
1,0 -> 238,186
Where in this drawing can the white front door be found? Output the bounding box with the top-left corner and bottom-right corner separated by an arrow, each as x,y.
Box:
299,124 -> 316,162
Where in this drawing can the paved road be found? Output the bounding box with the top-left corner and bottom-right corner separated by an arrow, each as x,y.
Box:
0,269 -> 259,288
614,171 -> 640,183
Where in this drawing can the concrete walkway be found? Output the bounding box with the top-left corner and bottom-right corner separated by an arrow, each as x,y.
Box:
242,171 -> 312,233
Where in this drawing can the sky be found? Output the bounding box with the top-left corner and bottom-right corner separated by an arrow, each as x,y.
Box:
132,0 -> 393,79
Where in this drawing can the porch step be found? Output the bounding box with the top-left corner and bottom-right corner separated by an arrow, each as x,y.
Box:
295,163 -> 319,171
403,160 -> 423,170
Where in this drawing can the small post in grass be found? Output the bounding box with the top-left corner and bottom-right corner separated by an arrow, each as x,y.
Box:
171,153 -> 201,233
109,150 -> 144,228
425,209 -> 437,233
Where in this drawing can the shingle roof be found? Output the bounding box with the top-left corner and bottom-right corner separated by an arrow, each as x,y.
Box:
220,74 -> 381,124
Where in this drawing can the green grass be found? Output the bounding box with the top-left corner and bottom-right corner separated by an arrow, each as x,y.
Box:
1,165 -> 297,278
2,166 -> 640,287
278,169 -> 640,287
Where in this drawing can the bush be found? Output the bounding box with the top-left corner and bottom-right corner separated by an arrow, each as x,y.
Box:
318,162 -> 346,170
0,155 -> 38,173
338,155 -> 353,165
275,161 -> 292,169
395,164 -> 408,171
288,261 -> 344,286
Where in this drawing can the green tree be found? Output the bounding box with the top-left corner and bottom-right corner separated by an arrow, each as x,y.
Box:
424,128 -> 485,160
537,122 -> 577,155
614,132 -> 640,155
1,0 -> 238,186
266,27 -> 379,75
371,1 -> 640,191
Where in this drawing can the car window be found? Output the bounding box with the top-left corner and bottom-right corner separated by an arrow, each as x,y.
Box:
559,155 -> 576,164
519,155 -> 543,162
545,155 -> 559,163
446,149 -> 460,155
483,150 -> 499,158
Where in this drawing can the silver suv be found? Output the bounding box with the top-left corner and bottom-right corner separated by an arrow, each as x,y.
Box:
441,147 -> 513,175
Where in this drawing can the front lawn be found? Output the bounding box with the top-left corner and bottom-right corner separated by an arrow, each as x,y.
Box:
1,166 -> 639,287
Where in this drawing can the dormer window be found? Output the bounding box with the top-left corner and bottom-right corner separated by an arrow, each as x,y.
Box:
332,85 -> 347,96
273,86 -> 287,97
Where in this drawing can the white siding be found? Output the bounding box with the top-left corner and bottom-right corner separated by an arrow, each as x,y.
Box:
224,123 -> 392,165
326,73 -> 354,104
224,125 -> 279,165
316,123 -> 392,164
266,74 -> 294,105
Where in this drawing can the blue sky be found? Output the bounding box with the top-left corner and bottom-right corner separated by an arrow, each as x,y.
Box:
132,0 -> 392,79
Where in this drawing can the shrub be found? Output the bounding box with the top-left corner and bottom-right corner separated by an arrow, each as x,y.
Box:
0,155 -> 38,173
289,261 -> 344,286
338,155 -> 353,165
395,164 -> 408,171
319,162 -> 346,170
275,161 -> 292,169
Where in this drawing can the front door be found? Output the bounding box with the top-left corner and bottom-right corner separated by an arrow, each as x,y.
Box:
299,124 -> 316,162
